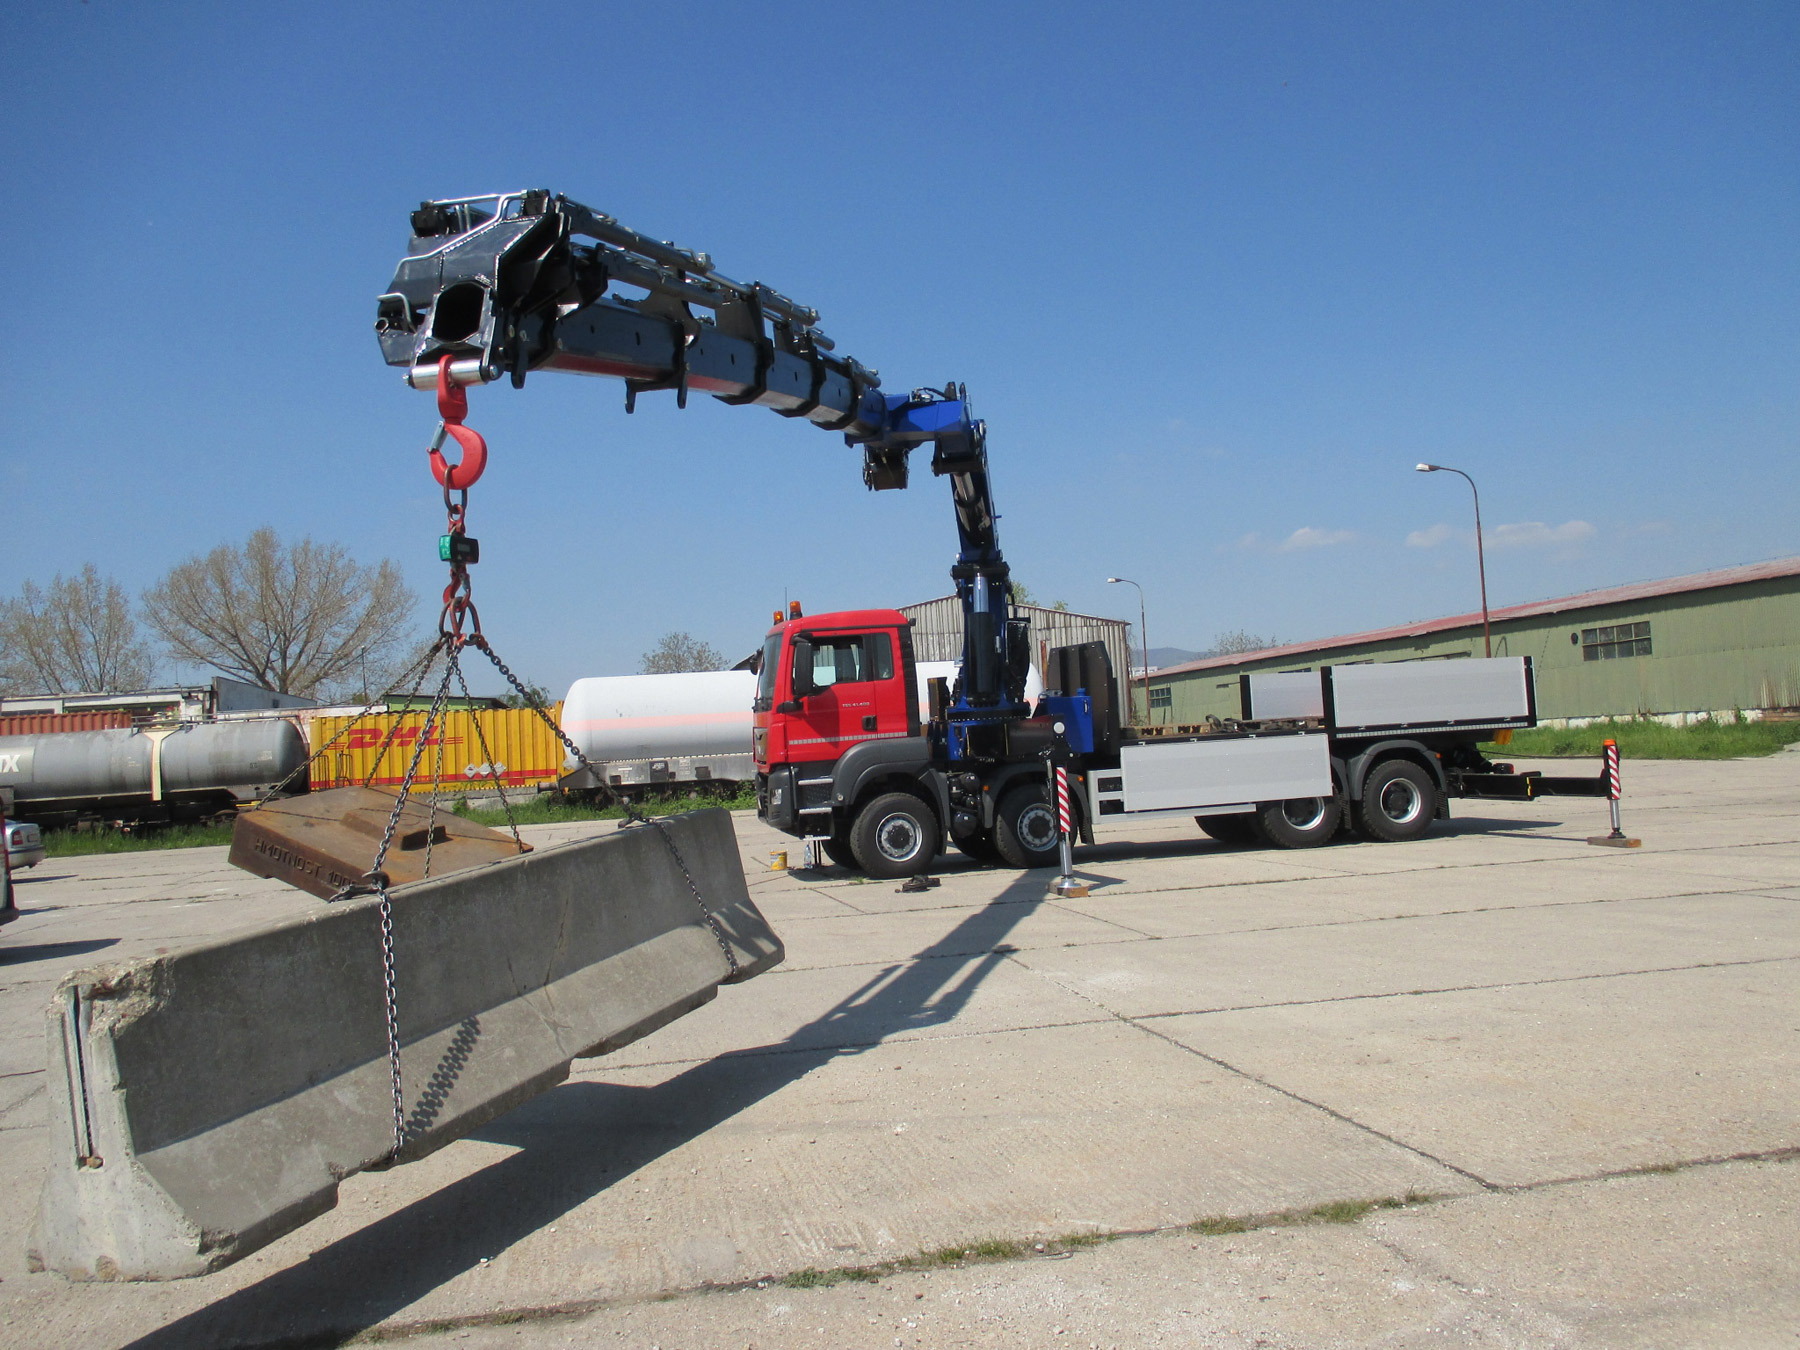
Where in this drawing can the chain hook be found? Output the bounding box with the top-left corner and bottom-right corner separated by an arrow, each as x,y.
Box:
428,354 -> 488,490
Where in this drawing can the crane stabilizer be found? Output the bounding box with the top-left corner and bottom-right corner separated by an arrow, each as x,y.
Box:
32,809 -> 782,1281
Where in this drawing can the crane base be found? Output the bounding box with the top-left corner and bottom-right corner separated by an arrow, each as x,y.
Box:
30,808 -> 780,1281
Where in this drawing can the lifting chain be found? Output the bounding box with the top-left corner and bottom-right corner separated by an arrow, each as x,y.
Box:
329,362 -> 736,1162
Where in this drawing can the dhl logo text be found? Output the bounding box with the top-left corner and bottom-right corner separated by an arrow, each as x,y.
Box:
343,728 -> 466,750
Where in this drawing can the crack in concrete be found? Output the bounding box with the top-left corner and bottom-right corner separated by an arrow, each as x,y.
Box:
1009,953 -> 1501,1190
1126,952 -> 1800,1020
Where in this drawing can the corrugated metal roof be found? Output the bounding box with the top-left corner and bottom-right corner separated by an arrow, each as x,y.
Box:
1154,555 -> 1800,677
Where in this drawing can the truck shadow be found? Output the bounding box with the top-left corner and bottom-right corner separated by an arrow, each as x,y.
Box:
124,868 -> 1054,1350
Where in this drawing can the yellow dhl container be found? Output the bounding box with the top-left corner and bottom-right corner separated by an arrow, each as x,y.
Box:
306,705 -> 567,794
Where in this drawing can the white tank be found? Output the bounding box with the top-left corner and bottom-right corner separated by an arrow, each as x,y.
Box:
914,661 -> 1044,706
558,663 -> 1046,769
560,671 -> 757,764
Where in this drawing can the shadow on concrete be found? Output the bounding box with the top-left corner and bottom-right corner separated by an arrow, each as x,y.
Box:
0,937 -> 118,966
124,868 -> 1054,1350
1440,814 -> 1568,835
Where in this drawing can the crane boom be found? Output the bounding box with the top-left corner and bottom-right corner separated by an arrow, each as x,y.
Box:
375,190 -> 1021,716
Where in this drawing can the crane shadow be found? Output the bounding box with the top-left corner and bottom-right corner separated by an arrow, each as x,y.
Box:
124,867 -> 1055,1349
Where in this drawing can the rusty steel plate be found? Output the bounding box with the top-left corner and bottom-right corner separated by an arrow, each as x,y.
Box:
230,786 -> 531,899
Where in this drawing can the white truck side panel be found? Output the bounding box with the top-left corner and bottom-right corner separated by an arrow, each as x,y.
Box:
1119,734 -> 1330,812
1329,658 -> 1530,730
1245,671 -> 1324,720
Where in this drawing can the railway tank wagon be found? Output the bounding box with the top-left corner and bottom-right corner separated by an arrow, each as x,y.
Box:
0,720 -> 310,827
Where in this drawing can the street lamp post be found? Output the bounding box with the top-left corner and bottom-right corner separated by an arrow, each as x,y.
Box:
1106,576 -> 1150,725
1416,463 -> 1491,657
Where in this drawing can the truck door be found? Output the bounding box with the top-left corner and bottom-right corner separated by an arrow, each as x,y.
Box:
787,630 -> 907,760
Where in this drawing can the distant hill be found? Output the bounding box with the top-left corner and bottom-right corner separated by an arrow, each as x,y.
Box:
1145,646 -> 1206,668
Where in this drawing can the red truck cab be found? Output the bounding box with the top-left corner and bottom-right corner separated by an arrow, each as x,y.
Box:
754,608 -> 942,874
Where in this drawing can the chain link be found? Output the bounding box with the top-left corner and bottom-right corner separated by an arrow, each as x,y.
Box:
330,654 -> 459,1159
452,657 -> 524,852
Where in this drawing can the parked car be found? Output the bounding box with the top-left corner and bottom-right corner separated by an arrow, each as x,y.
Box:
6,820 -> 45,871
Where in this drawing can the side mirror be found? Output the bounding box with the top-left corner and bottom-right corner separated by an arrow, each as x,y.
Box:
790,638 -> 819,699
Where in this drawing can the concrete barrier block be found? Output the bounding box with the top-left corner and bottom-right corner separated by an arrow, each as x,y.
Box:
30,808 -> 781,1281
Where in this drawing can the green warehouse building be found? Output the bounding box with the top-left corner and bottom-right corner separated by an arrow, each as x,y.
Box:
1146,557 -> 1800,727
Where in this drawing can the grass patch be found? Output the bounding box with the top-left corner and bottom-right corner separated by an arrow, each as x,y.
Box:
780,1266 -> 880,1289
1191,1192 -> 1432,1238
1485,715 -> 1800,761
1190,1215 -> 1251,1236
764,1201 -> 1435,1296
44,821 -> 236,857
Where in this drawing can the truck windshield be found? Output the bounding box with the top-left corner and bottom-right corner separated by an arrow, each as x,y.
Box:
753,633 -> 782,712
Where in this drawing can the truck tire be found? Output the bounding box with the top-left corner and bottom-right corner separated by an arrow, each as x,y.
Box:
1356,759 -> 1437,843
822,837 -> 860,871
850,792 -> 940,878
1196,813 -> 1262,846
1256,796 -> 1342,849
994,784 -> 1062,869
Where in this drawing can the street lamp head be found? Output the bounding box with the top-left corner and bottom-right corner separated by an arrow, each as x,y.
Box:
1416,463 -> 1438,473
1106,577 -> 1122,584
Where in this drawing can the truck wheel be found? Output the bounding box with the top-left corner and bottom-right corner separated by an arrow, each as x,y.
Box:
994,785 -> 1062,869
822,838 -> 860,871
1357,760 -> 1437,843
1256,796 -> 1342,849
850,793 -> 940,878
1196,813 -> 1263,846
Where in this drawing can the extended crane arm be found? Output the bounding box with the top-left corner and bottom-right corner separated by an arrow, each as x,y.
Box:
375,190 -> 1022,714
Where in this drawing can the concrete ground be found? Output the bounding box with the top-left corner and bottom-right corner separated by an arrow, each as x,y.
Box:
1,756 -> 1795,1348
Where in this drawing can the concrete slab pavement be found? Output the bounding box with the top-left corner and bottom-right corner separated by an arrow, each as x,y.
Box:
0,754 -> 1794,1346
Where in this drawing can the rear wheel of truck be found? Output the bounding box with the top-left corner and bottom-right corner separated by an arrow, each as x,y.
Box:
850,793 -> 940,878
1256,796 -> 1342,848
1357,759 -> 1437,843
1196,813 -> 1263,846
822,837 -> 860,871
995,784 -> 1062,869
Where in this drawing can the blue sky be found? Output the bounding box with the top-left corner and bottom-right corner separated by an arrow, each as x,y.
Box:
3,1 -> 1794,690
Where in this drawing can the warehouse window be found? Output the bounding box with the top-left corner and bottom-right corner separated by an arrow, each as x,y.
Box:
1148,686 -> 1172,709
1580,621 -> 1652,661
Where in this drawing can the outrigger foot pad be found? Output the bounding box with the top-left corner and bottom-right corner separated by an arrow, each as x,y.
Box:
30,808 -> 780,1281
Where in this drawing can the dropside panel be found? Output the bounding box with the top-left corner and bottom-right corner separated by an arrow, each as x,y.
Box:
1328,658 -> 1532,732
1116,734 -> 1331,812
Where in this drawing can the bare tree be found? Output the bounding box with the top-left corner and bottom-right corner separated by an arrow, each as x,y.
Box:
142,529 -> 418,697
1209,629 -> 1278,656
0,565 -> 158,694
640,631 -> 725,673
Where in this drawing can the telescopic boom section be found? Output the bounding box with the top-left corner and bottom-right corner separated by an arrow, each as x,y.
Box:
374,190 -> 1019,711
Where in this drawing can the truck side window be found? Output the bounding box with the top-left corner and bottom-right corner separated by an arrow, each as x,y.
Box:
808,633 -> 894,687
